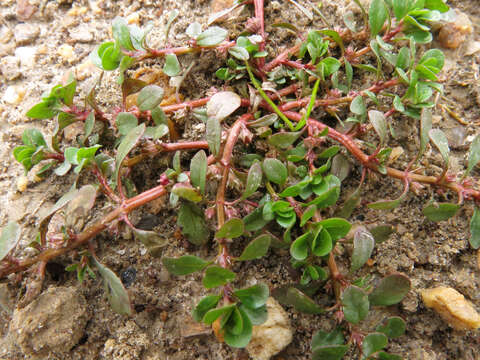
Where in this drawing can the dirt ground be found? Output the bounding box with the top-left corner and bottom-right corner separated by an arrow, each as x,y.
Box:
0,0 -> 480,359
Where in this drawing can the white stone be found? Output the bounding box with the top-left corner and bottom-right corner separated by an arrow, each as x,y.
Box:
3,86 -> 26,105
246,297 -> 293,360
15,46 -> 37,68
57,44 -> 75,63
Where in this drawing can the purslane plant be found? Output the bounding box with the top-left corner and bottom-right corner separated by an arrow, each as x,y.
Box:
2,0 -> 479,357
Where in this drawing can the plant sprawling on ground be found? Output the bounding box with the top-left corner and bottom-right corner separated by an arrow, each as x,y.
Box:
2,0 -> 479,358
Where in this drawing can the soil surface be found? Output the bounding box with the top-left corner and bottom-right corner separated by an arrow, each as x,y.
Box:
0,0 -> 480,359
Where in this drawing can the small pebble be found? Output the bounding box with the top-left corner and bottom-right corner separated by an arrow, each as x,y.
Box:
437,10 -> 473,50
17,176 -> 28,192
3,86 -> 26,105
121,267 -> 137,288
0,56 -> 21,80
14,23 -> 40,45
15,46 -> 37,68
57,44 -> 75,63
69,24 -> 94,43
127,12 -> 140,25
421,286 -> 480,330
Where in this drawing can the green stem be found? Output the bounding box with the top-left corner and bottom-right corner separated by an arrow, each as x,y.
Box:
245,60 -> 295,130
295,78 -> 320,131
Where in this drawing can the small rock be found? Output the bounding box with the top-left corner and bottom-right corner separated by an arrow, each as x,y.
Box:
121,267 -> 137,288
437,10 -> 473,50
67,6 -> 88,17
8,286 -> 89,356
0,56 -> 21,80
3,86 -> 26,105
16,0 -> 37,21
465,41 -> 480,56
16,176 -> 28,192
14,23 -> 40,45
211,0 -> 235,13
0,26 -> 13,44
57,44 -> 75,63
68,24 -> 94,43
445,126 -> 467,149
246,297 -> 292,360
14,46 -> 37,68
75,59 -> 98,80
127,12 -> 140,25
421,286 -> 480,330
180,316 -> 212,338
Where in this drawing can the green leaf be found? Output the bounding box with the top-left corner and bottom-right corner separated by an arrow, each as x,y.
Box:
377,352 -> 403,360
244,206 -> 270,232
268,131 -> 303,150
114,123 -> 145,182
309,175 -> 341,208
137,85 -> 164,111
318,218 -> 351,241
203,266 -> 236,289
362,333 -> 388,358
162,255 -> 209,276
369,273 -> 411,306
273,287 -> 324,314
319,29 -> 345,55
300,205 -> 316,226
290,232 -> 312,260
248,114 -> 278,128
0,222 -> 21,261
216,218 -> 244,239
312,345 -> 349,360
112,17 -> 134,50
172,184 -> 202,203
192,295 -> 222,322
319,146 -> 340,159
350,95 -> 366,115
262,158 -> 287,185
26,101 -> 58,119
393,0 -> 415,20
317,57 -> 341,78
311,227 -> 333,257
177,202 -> 209,245
116,113 -> 138,136
196,26 -> 228,47
466,135 -> 480,177
422,202 -> 460,222
132,228 -> 167,257
224,307 -> 253,348
203,304 -> 236,324
351,228 -> 375,272
229,46 -> 250,61
241,162 -> 262,200
206,116 -> 221,156
100,43 -> 122,71
342,285 -> 369,324
234,283 -> 269,309
312,327 -> 345,349
414,108 -> 432,163
190,150 -> 207,194
369,110 -> 387,145
238,234 -> 271,261
369,0 -> 388,36
186,22 -> 202,39
163,54 -> 181,77
470,208 -> 480,249
92,257 -> 132,315
207,91 -> 241,122
22,128 -> 47,148
376,316 -> 406,338
239,303 -> 268,325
